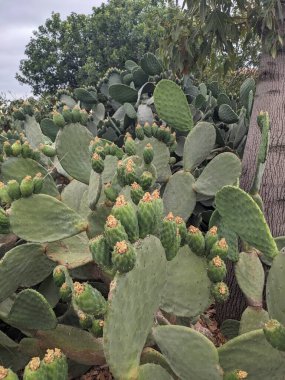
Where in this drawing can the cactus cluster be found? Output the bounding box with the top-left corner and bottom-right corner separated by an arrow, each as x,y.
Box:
1,52 -> 285,380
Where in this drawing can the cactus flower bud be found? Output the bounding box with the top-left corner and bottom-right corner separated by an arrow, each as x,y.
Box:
53,267 -> 65,288
23,357 -> 45,379
137,192 -> 156,238
143,143 -> 154,164
208,238 -> 228,261
263,319 -> 285,352
89,234 -> 111,269
151,122 -> 158,137
139,171 -> 153,190
104,215 -> 128,248
207,256 -> 227,282
90,319 -> 104,337
7,180 -> 21,200
74,282 -> 107,316
53,111 -> 66,128
205,226 -> 219,254
3,141 -> 13,156
33,173 -> 44,194
143,122 -> 152,137
130,182 -> 144,205
22,141 -> 33,158
124,135 -> 136,156
71,106 -> 81,123
112,240 -> 136,273
0,366 -> 18,380
175,216 -> 187,244
91,153 -> 104,174
224,370 -> 248,380
187,226 -> 205,256
59,282 -> 72,302
211,281 -> 229,303
135,124 -> 144,140
42,348 -> 68,380
62,105 -> 72,123
39,143 -> 56,157
112,195 -> 139,242
11,140 -> 22,157
20,176 -> 34,197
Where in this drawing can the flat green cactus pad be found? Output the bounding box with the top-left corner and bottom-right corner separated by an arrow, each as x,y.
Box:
140,348 -> 177,379
154,80 -> 193,132
163,171 -> 196,221
104,235 -> 167,380
153,325 -> 223,380
183,122 -> 216,171
135,137 -> 171,182
218,104 -> 239,124
24,115 -> 46,148
10,194 -> 88,243
216,186 -> 278,261
140,52 -> 163,76
218,329 -> 285,379
193,153 -> 241,196
59,94 -> 77,108
0,243 -> 55,302
87,203 -> 112,239
275,236 -> 285,251
137,364 -> 173,380
266,252 -> 285,325
56,123 -> 93,184
8,289 -> 57,330
109,84 -> 138,103
1,157 -> 59,197
102,155 -> 118,183
61,180 -> 89,215
46,233 -> 91,269
160,245 -> 212,317
239,307 -> 269,335
35,324 -> 105,365
41,118 -> 60,141
235,251 -> 264,307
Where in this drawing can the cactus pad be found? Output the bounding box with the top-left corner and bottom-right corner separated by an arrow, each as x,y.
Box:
104,235 -> 167,380
266,252 -> 285,325
153,325 -> 223,380
160,245 -> 211,317
218,329 -> 285,379
154,80 -> 193,132
137,364 -> 173,380
216,186 -> 278,261
163,171 -> 196,221
56,123 -> 93,184
193,153 -> 241,196
8,289 -> 57,330
109,84 -> 138,104
183,122 -> 216,171
239,307 -> 269,335
10,194 -> 88,243
235,251 -> 264,307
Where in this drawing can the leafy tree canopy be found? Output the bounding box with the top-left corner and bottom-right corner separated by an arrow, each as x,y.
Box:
16,0 -> 176,95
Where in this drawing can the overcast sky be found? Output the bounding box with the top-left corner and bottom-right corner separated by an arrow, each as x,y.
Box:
0,0 -> 105,99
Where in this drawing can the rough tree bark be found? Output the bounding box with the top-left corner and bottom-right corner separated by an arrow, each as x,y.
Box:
216,46 -> 285,324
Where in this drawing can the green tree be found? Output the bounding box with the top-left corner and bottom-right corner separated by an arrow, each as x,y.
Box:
16,0 -> 175,95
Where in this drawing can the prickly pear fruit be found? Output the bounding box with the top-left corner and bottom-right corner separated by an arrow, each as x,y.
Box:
20,176 -> 34,197
73,282 -> 107,316
208,238 -> 228,260
187,226 -> 205,256
160,212 -> 177,250
137,192 -> 157,238
211,282 -> 229,303
205,226 -> 219,253
91,153 -> 104,174
114,145 -> 124,160
151,189 -> 164,233
139,171 -> 153,190
143,143 -> 154,164
111,195 -> 139,242
80,109 -> 88,125
22,141 -> 33,158
33,173 -> 44,194
42,348 -> 68,380
11,140 -> 22,157
89,137 -> 102,154
62,106 -> 72,123
263,319 -> 285,352
104,182 -> 119,203
157,126 -> 171,144
175,216 -> 187,244
0,366 -> 19,380
7,180 -> 21,200
124,159 -> 138,185
71,106 -> 81,123
166,229 -> 181,261
95,145 -> 106,159
13,108 -> 26,121
124,134 -> 136,156
104,215 -> 128,248
53,267 -> 65,288
23,357 -> 45,380
224,370 -> 248,379
207,256 -> 227,282
0,182 -> 11,205
143,122 -> 152,137
117,161 -> 126,187
89,234 -> 111,269
3,141 -> 13,156
90,319 -> 104,337
112,240 -> 136,273
151,122 -> 158,137
135,124 -> 144,140
53,111 -> 65,128
39,144 -> 56,157
130,182 -> 144,205
59,282 -> 72,302
78,311 -> 93,329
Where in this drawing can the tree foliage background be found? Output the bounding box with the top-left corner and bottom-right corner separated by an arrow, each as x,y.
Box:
16,0 -> 175,95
